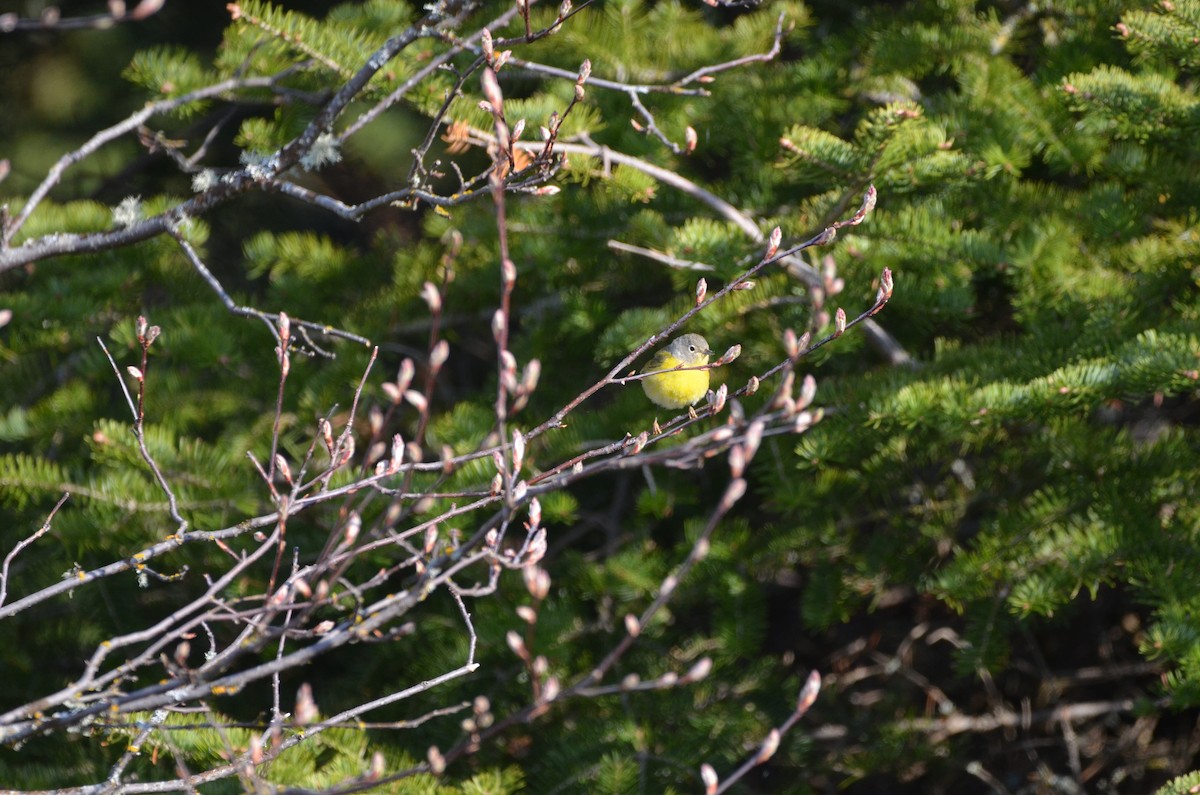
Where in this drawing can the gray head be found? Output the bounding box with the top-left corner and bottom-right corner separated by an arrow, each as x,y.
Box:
666,333 -> 712,365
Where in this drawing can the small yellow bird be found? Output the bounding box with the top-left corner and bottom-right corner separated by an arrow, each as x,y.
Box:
641,333 -> 713,409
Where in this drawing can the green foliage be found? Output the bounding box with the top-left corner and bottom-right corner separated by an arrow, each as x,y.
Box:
1159,771 -> 1200,795
4,0 -> 1200,791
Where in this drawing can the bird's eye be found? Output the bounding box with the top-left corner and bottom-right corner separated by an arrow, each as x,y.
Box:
689,345 -> 696,352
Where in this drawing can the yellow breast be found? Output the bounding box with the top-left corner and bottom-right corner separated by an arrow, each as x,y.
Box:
642,353 -> 710,409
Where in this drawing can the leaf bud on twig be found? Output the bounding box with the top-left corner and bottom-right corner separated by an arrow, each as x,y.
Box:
793,410 -> 816,434
718,344 -> 741,365
754,729 -> 780,764
481,67 -> 503,113
709,383 -> 727,414
744,420 -> 764,462
767,226 -> 782,260
525,565 -> 550,599
783,328 -> 799,359
421,281 -> 441,313
685,125 -> 698,154
427,746 -> 446,775
797,374 -> 817,410
480,27 -> 493,59
682,657 -> 712,684
492,309 -> 506,343
429,340 -> 449,371
525,526 -> 546,565
318,418 -> 334,455
695,277 -> 707,305
834,307 -> 847,337
721,478 -> 747,510
801,667 -> 820,710
773,371 -> 794,410
295,683 -> 318,727
343,511 -> 361,547
404,390 -> 428,412
521,359 -> 541,394
275,455 -> 292,484
512,429 -> 526,473
542,676 -> 560,703
396,358 -> 415,395
728,444 -> 745,478
625,614 -> 641,637
700,764 -> 719,794
506,630 -> 529,661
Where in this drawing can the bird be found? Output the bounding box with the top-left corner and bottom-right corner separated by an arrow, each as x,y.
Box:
641,333 -> 713,409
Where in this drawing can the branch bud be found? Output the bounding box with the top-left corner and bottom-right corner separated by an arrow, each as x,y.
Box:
521,359 -> 542,394
721,478 -> 747,510
430,339 -> 449,371
625,614 -> 641,637
767,226 -> 782,260
404,390 -> 428,412
294,683 -> 318,727
481,67 -> 503,114
506,630 -> 529,661
512,429 -> 526,472
728,444 -> 745,478
754,729 -> 780,764
396,358 -> 415,395
685,125 -> 698,154
695,277 -> 707,305
275,455 -> 292,484
798,669 -> 821,713
492,309 -> 506,343
427,746 -> 445,775
421,281 -> 442,313
797,374 -> 817,410
709,383 -> 727,414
